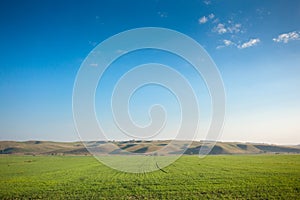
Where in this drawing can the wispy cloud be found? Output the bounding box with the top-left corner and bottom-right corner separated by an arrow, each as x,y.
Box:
238,38 -> 260,49
199,13 -> 215,24
216,39 -> 235,49
213,23 -> 242,34
207,13 -> 258,50
273,31 -> 300,43
227,23 -> 242,33
199,16 -> 208,24
217,38 -> 261,50
213,23 -> 227,34
224,39 -> 234,46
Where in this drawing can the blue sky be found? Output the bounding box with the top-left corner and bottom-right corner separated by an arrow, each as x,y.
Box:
0,0 -> 299,144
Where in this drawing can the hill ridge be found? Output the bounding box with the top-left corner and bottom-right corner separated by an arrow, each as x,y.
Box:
1,140 -> 300,155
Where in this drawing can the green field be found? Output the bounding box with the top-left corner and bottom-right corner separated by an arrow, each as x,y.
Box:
0,155 -> 299,199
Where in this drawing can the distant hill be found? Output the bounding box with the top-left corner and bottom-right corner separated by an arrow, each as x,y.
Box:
1,140 -> 300,155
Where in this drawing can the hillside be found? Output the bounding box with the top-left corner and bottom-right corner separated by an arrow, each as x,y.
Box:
1,140 -> 300,155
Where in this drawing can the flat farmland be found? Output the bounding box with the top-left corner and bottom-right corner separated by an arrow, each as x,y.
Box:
0,155 -> 299,199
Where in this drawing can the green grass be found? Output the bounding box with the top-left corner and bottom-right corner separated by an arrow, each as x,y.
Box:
0,155 -> 299,199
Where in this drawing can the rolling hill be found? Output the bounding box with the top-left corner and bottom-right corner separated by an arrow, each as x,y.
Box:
1,140 -> 300,155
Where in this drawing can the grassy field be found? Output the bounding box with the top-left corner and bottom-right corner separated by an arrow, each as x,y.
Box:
0,155 -> 299,199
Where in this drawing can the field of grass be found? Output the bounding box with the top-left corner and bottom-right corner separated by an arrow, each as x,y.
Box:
0,155 -> 299,199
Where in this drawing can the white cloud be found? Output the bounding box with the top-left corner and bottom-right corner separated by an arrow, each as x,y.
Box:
217,39 -> 261,50
199,13 -> 215,24
214,23 -> 227,34
208,13 -> 215,19
228,23 -> 241,33
273,31 -> 300,43
224,39 -> 234,46
199,16 -> 208,24
216,39 -> 235,49
238,38 -> 260,49
213,22 -> 242,34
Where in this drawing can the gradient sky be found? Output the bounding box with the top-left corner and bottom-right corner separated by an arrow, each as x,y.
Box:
0,0 -> 299,144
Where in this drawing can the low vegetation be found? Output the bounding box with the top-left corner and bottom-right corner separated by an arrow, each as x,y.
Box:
0,155 -> 299,199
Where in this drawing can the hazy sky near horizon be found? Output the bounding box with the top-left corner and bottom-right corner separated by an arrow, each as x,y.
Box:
0,0 -> 299,144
